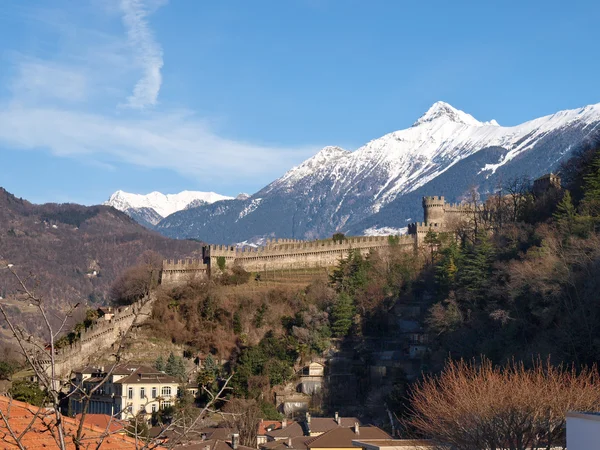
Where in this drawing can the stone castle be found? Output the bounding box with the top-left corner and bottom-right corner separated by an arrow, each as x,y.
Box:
161,194 -> 474,285
162,174 -> 560,285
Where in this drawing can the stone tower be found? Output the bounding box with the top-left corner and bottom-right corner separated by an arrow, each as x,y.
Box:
422,196 -> 445,225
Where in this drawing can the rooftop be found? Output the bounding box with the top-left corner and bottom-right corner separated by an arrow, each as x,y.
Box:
305,426 -> 390,448
0,396 -> 156,449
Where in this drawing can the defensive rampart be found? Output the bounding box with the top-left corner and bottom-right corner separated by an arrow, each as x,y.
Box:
42,296 -> 155,378
161,258 -> 208,284
204,235 -> 416,275
159,189 -> 519,284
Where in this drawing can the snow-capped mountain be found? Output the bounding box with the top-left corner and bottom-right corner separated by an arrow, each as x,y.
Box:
104,190 -> 233,227
154,101 -> 600,243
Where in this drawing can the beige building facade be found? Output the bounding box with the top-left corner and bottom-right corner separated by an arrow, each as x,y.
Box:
69,364 -> 180,420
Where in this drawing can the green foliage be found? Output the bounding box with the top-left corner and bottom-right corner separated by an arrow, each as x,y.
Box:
217,256 -> 226,271
233,311 -> 243,334
127,413 -> 150,438
554,190 -> 579,237
232,332 -> 297,397
9,380 -> 47,406
330,292 -> 355,337
259,400 -> 283,420
0,360 -> 19,381
332,232 -> 346,243
165,352 -> 186,380
330,250 -> 370,296
387,235 -> 400,246
457,233 -> 495,294
155,355 -> 166,372
253,303 -> 268,328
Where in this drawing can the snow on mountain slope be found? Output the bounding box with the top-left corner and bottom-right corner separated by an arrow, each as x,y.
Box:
105,190 -> 233,221
155,101 -> 600,243
266,101 -> 600,213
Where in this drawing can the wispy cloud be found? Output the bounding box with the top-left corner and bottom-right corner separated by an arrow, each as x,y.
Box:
119,0 -> 164,109
0,105 -> 315,182
0,1 -> 319,189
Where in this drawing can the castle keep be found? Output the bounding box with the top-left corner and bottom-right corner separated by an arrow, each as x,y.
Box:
160,193 -> 474,285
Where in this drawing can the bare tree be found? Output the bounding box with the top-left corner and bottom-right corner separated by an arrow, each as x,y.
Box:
407,357 -> 600,450
0,263 -> 230,449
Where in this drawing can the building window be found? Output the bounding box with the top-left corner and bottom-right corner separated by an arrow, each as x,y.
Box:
140,387 -> 145,398
161,401 -> 171,409
151,404 -> 157,413
152,387 -> 157,398
128,387 -> 133,399
161,386 -> 171,396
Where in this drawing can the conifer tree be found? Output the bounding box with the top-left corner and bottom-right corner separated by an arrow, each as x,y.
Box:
331,292 -> 355,337
155,355 -> 166,372
581,152 -> 600,220
554,190 -> 578,236
165,352 -> 177,376
458,233 -> 495,295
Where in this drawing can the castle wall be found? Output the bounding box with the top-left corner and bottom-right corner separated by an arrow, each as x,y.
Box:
161,259 -> 208,286
205,235 -> 416,274
45,297 -> 156,378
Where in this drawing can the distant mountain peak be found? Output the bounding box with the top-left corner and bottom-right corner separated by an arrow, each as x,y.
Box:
105,190 -> 233,219
413,101 -> 483,127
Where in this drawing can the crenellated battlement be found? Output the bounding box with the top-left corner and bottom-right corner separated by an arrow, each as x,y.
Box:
161,182 -> 536,282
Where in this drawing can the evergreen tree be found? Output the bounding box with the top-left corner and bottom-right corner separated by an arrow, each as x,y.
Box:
165,352 -> 177,376
436,241 -> 461,292
233,311 -> 242,334
457,234 -> 495,295
554,190 -> 578,236
331,292 -> 355,337
581,152 -> 600,221
154,355 -> 166,372
176,357 -> 187,380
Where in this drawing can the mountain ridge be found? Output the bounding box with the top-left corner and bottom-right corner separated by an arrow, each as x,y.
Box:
141,101 -> 600,243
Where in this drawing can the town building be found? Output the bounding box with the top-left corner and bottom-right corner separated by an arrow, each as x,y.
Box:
69,364 -> 180,420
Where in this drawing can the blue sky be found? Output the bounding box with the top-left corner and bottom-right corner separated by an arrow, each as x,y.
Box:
1,0 -> 598,205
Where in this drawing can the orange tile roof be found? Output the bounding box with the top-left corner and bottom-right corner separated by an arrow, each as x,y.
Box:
0,395 -> 161,449
74,414 -> 127,434
258,420 -> 283,435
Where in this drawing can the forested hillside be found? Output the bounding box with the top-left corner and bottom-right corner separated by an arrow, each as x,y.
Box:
0,188 -> 202,337
139,139 -> 600,430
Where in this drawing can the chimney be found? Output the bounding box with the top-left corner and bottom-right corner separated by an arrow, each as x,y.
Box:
334,411 -> 339,424
231,433 -> 239,450
306,412 -> 311,424
354,422 -> 360,435
282,418 -> 287,429
287,437 -> 293,448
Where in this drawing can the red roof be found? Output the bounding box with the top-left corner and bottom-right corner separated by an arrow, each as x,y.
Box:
0,395 -> 161,449
258,420 -> 283,435
74,413 -> 127,434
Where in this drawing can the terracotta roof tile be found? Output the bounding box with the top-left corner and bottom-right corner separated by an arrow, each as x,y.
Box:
74,414 -> 127,434
0,395 -> 162,449
258,420 -> 283,435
